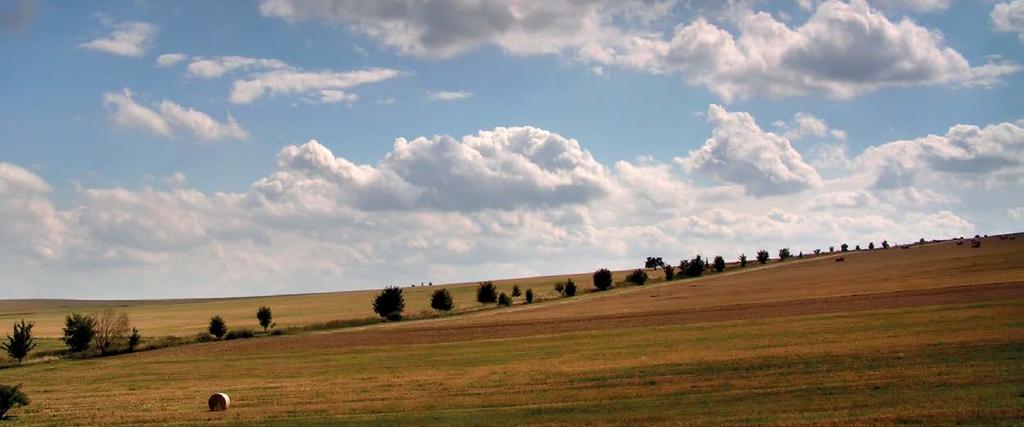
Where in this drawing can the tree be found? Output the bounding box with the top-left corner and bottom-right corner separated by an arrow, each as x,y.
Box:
553,282 -> 565,295
798,251 -> 803,259
128,328 -> 141,351
868,242 -> 875,250
511,285 -> 521,298
209,315 -> 228,339
0,384 -> 29,420
841,243 -> 849,252
713,256 -> 725,272
525,289 -> 534,304
563,279 -> 577,297
855,244 -> 861,251
373,286 -> 405,320
593,268 -> 613,291
739,254 -> 747,267
2,320 -> 36,363
686,255 -> 704,278
626,269 -> 648,286
662,264 -> 675,281
476,281 -> 498,304
430,288 -> 454,312
497,293 -> 512,306
644,257 -> 665,269
678,260 -> 690,276
814,249 -> 821,255
778,248 -> 792,261
93,309 -> 131,354
829,246 -> 835,253
882,240 -> 890,249
257,306 -> 273,332
756,250 -> 770,264
62,312 -> 96,353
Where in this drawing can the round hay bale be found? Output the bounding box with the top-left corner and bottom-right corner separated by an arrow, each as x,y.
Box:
208,393 -> 231,412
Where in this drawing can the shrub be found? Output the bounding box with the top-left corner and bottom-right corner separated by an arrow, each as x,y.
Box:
814,249 -> 821,255
511,285 -> 521,298
93,309 -> 131,355
739,254 -> 747,268
713,256 -> 725,272
0,384 -> 29,420
593,268 -> 613,291
868,242 -> 875,250
257,306 -> 273,332
626,269 -> 648,286
2,320 -> 36,363
128,328 -> 141,351
208,315 -> 228,339
476,281 -> 498,304
841,243 -> 849,252
553,282 -> 565,295
563,279 -> 577,297
644,257 -> 665,269
430,288 -> 454,312
678,260 -> 690,276
685,255 -> 704,278
829,246 -> 835,253
525,289 -> 534,304
373,286 -> 405,320
855,244 -> 861,251
497,293 -> 512,306
62,312 -> 96,353
662,264 -> 675,281
882,240 -> 890,249
756,250 -> 770,264
778,248 -> 792,261
224,329 -> 255,340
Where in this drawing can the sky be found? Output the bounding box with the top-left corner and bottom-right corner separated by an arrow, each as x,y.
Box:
1,0 -> 1023,299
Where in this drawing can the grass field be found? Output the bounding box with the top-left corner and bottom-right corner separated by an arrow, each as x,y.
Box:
0,235 -> 1021,425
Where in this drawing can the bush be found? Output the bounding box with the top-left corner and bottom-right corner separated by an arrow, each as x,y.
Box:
93,309 -> 130,355
128,328 -> 141,351
497,293 -> 512,306
553,282 -> 565,295
685,255 -> 704,278
511,285 -> 521,298
430,288 -> 454,312
525,289 -> 534,304
593,268 -> 613,291
662,265 -> 675,281
62,312 -> 96,353
224,329 -> 255,340
739,254 -> 747,268
626,269 -> 648,286
476,281 -> 498,304
881,240 -> 890,249
778,248 -> 792,261
814,249 -> 821,255
713,256 -> 725,272
841,243 -> 849,252
373,286 -> 406,320
829,246 -> 835,253
868,242 -> 875,250
563,279 -> 577,297
756,250 -> 770,264
0,384 -> 29,420
209,315 -> 228,339
855,244 -> 861,251
257,306 -> 273,332
678,260 -> 689,276
2,320 -> 36,363
644,257 -> 665,269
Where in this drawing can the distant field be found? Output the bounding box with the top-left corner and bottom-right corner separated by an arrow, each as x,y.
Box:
0,235 -> 1021,425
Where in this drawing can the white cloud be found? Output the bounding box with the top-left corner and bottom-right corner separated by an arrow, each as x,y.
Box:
79,20 -> 157,57
677,104 -> 822,196
156,53 -> 187,67
229,68 -> 401,104
426,90 -> 473,101
798,0 -> 951,12
186,55 -> 289,78
318,90 -> 359,104
102,88 -> 248,142
1009,206 -> 1024,221
992,1 -> 1024,42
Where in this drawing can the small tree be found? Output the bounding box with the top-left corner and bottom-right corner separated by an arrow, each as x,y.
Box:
855,244 -> 861,251
525,289 -> 534,304
128,328 -> 141,351
0,384 -> 29,420
881,240 -> 890,249
644,257 -> 665,269
756,250 -> 770,264
778,248 -> 792,261
662,264 -> 675,281
476,282 -> 498,304
511,285 -> 521,298
868,242 -> 875,250
2,320 -> 36,363
93,309 -> 131,354
829,246 -> 835,253
593,268 -> 613,291
62,312 -> 96,353
209,315 -> 228,339
841,243 -> 849,252
713,256 -> 725,272
430,288 -> 454,312
256,306 -> 273,332
553,282 -> 565,295
497,293 -> 512,306
686,255 -> 704,278
626,269 -> 648,286
563,279 -> 577,297
373,286 -> 405,320
814,249 -> 821,255
739,254 -> 747,267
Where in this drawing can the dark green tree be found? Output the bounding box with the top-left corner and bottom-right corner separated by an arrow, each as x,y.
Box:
2,320 -> 36,363
553,281 -> 565,295
778,248 -> 792,261
511,285 -> 521,298
497,293 -> 512,306
128,328 -> 141,351
713,256 -> 726,272
593,268 -> 613,291
563,279 -> 577,297
373,287 -> 406,320
476,281 -> 498,304
686,255 -> 704,277
644,257 -> 665,269
626,269 -> 648,285
756,250 -> 770,264
61,312 -> 96,352
841,243 -> 849,252
0,384 -> 29,420
256,306 -> 273,332
868,242 -> 875,250
881,240 -> 890,249
525,289 -> 534,304
208,315 -> 228,338
739,254 -> 747,267
662,264 -> 675,281
430,288 -> 454,312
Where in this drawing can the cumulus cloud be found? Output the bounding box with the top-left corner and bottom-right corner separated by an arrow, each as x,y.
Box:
156,53 -> 188,67
426,90 -> 473,101
102,88 -> 248,142
229,68 -> 401,104
677,104 -> 822,196
186,55 -> 289,78
798,0 -> 951,12
79,20 -> 157,57
992,1 -> 1024,42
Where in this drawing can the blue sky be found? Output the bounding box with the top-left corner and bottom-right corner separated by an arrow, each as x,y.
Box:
1,0 -> 1023,298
